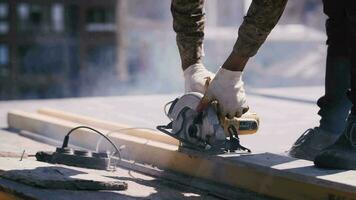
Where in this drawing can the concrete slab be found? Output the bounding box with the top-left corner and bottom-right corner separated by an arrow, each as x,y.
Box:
0,129 -> 266,200
7,109 -> 356,200
0,86 -> 323,153
0,158 -> 221,200
0,86 -> 329,199
0,124 -> 271,199
0,129 -> 54,156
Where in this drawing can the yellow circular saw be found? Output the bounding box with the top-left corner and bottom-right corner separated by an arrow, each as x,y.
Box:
157,92 -> 259,153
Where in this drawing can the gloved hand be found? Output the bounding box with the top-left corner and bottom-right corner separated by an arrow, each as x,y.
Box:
198,67 -> 249,118
184,64 -> 215,94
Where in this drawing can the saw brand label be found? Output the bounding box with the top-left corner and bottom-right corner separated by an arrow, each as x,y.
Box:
239,121 -> 259,131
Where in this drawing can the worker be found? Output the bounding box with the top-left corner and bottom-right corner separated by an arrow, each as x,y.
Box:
172,0 -> 287,118
290,0 -> 356,170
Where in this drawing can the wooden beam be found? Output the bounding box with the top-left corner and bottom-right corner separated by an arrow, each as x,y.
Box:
37,107 -> 178,145
7,110 -> 356,200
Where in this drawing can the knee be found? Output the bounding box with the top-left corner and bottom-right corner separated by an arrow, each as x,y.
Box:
325,18 -> 350,56
325,18 -> 349,43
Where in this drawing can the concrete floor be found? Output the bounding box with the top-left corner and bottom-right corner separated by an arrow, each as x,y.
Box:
0,146 -> 221,200
1,86 -> 322,200
0,86 -> 324,154
0,126 -> 273,200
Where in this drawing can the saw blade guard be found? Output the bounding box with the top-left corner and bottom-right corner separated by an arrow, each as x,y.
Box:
158,92 -> 256,153
167,93 -> 226,145
167,92 -> 203,120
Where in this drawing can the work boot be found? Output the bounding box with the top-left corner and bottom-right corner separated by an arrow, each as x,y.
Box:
314,115 -> 356,169
288,127 -> 339,161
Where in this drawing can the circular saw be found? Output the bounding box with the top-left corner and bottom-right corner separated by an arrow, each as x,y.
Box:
157,92 -> 259,153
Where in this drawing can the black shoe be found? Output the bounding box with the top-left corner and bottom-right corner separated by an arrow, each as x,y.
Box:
288,127 -> 339,161
314,115 -> 356,169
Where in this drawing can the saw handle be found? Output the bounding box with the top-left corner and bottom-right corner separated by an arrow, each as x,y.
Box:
196,77 -> 212,113
220,113 -> 259,136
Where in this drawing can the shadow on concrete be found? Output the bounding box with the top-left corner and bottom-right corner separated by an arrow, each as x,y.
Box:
248,92 -> 316,104
0,165 -> 225,200
1,166 -> 127,190
224,152 -> 346,177
2,128 -> 349,199
109,176 -> 221,200
1,127 -> 21,134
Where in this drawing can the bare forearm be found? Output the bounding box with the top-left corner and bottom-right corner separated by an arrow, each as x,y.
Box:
223,0 -> 287,71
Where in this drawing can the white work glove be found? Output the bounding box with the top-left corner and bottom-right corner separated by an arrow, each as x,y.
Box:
203,67 -> 249,118
184,64 -> 214,94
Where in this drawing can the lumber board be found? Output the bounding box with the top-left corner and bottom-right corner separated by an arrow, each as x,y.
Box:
7,110 -> 356,200
38,107 -> 178,145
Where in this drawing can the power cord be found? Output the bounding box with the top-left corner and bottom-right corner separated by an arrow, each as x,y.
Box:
94,127 -> 159,171
62,126 -> 122,160
63,124 -> 165,170
164,100 -> 175,120
95,127 -> 158,152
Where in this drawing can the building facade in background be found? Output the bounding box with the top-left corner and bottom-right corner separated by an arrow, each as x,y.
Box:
0,0 -> 120,99
0,0 -> 325,99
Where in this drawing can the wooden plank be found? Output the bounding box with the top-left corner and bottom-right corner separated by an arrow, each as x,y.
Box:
38,107 -> 178,145
7,110 -> 356,200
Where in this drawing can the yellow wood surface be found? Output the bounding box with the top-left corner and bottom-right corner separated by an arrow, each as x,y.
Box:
7,110 -> 356,200
38,108 -> 178,145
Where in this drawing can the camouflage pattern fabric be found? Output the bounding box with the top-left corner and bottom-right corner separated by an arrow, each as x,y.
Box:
171,0 -> 287,68
233,0 -> 287,57
171,0 -> 206,68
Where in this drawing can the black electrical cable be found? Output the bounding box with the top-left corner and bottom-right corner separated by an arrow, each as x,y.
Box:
62,126 -> 122,160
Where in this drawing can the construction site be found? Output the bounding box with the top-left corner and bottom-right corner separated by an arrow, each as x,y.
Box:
1,0 -> 356,199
